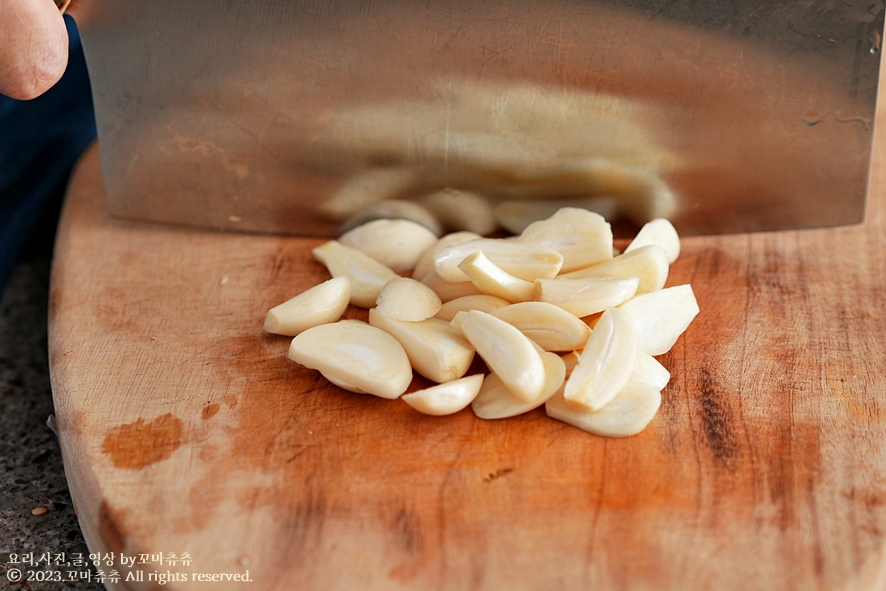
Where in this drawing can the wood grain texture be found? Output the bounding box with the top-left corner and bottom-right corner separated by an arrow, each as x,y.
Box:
50,111 -> 886,591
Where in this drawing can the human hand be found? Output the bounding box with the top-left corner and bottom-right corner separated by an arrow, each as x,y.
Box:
0,0 -> 69,100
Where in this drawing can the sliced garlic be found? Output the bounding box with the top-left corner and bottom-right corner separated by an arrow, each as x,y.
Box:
624,218 -> 681,263
434,238 -> 563,282
288,320 -> 412,399
402,374 -> 484,416
435,294 -> 511,322
546,381 -> 661,437
564,307 -> 638,411
420,188 -> 497,235
339,219 -> 438,273
618,284 -> 699,356
375,277 -> 442,321
472,345 -> 566,419
457,251 -> 536,303
518,207 -> 614,272
312,240 -> 399,309
369,309 -> 475,384
493,197 -> 618,235
490,301 -> 591,352
339,198 -> 442,235
535,276 -> 639,318
317,169 -> 420,222
631,352 -> 671,391
263,276 -> 351,337
559,244 -> 669,294
419,268 -> 483,302
458,310 -> 546,403
412,231 -> 483,283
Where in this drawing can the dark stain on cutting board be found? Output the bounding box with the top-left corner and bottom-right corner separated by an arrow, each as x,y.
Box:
201,402 -> 221,421
697,367 -> 738,464
102,413 -> 184,469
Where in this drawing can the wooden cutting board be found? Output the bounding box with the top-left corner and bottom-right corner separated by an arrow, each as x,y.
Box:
49,122 -> 886,588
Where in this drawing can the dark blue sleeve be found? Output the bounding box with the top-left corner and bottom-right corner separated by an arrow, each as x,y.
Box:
0,15 -> 97,296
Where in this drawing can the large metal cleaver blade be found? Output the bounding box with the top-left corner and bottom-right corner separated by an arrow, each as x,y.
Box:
67,0 -> 885,236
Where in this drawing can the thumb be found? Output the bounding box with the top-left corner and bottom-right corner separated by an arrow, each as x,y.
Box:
0,0 -> 69,100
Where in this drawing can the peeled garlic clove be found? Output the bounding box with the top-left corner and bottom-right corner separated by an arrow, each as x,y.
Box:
288,320 -> 412,399
412,231 -> 483,283
494,197 -> 618,235
318,169 -> 420,222
472,346 -> 566,419
618,284 -> 699,356
560,245 -> 669,294
518,207 -> 614,272
264,276 -> 351,337
369,309 -> 475,384
434,238 -> 563,282
402,374 -> 484,416
546,381 -> 661,437
375,277 -> 442,321
435,294 -> 511,322
631,353 -> 671,391
457,251 -> 536,303
312,241 -> 399,309
419,268 -> 483,302
490,301 -> 591,352
339,218 -> 438,273
420,188 -> 497,235
458,310 -> 546,403
564,307 -> 638,411
535,276 -> 639,318
340,199 -> 442,236
624,218 -> 681,263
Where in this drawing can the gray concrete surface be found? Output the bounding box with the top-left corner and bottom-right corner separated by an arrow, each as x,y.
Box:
1,256 -> 102,590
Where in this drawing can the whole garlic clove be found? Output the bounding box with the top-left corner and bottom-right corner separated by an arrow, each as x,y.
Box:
535,276 -> 639,318
472,345 -> 566,419
412,231 -> 483,283
288,320 -> 412,399
489,301 -> 591,352
564,307 -> 638,411
434,238 -> 563,283
559,244 -> 669,295
312,240 -> 398,309
624,218 -> 681,263
518,207 -> 614,272
546,381 -> 661,438
339,218 -> 439,273
457,251 -> 536,303
618,284 -> 699,356
375,277 -> 442,321
458,310 -> 546,403
402,374 -> 485,416
263,276 -> 351,337
369,309 -> 475,384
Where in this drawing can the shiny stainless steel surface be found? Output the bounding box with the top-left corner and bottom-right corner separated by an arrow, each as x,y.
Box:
70,0 -> 884,236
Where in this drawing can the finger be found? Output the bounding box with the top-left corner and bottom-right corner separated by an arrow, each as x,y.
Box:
0,0 -> 69,100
